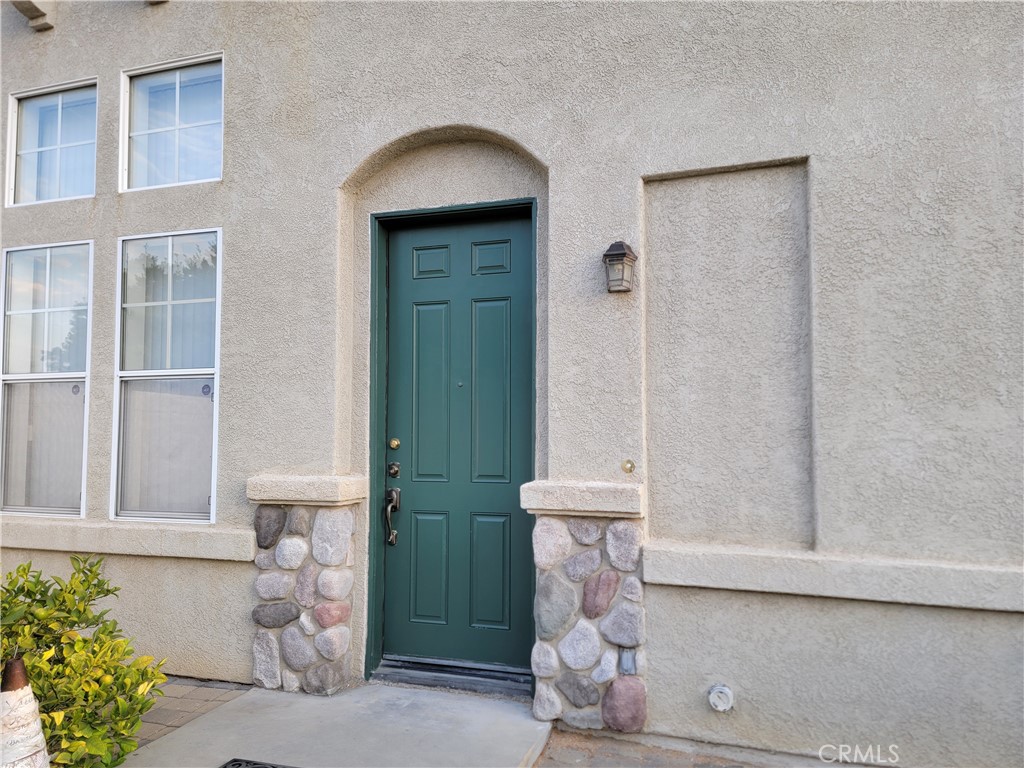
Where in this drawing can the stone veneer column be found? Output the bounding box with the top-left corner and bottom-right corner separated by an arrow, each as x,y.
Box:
250,504 -> 357,695
531,516 -> 647,732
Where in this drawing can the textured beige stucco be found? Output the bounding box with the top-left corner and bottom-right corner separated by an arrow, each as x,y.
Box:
245,474 -> 368,506
645,586 -> 1024,767
0,0 -> 1020,758
644,539 -> 1024,612
1,549 -> 253,682
645,163 -> 813,548
520,480 -> 643,517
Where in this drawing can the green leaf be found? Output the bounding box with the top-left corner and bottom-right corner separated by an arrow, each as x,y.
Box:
85,732 -> 108,756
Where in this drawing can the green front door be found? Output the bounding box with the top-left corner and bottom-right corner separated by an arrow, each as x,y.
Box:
380,208 -> 534,670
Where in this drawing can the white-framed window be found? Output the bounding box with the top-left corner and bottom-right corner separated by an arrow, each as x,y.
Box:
112,229 -> 221,522
121,54 -> 223,191
7,81 -> 97,205
0,241 -> 92,516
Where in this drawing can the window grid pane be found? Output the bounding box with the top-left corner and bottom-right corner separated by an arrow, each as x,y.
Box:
118,377 -> 214,520
3,381 -> 85,512
120,234 -> 218,372
14,88 -> 96,203
5,245 -> 89,375
128,62 -> 222,189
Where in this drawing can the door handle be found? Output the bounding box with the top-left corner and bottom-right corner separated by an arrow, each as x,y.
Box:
384,487 -> 401,546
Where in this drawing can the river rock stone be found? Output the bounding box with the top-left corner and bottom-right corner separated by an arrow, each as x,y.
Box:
255,505 -> 287,549
286,506 -> 315,536
255,550 -> 276,570
583,570 -> 620,619
591,649 -> 617,683
314,601 -> 352,628
295,563 -> 318,608
619,648 -> 637,675
563,549 -> 601,582
602,676 -> 647,733
252,602 -> 300,628
637,650 -> 648,676
567,519 -> 602,546
314,625 -> 351,661
303,663 -> 343,695
535,571 -> 578,640
312,508 -> 354,566
556,672 -> 600,708
557,619 -> 601,670
318,568 -> 354,600
533,517 -> 572,570
562,707 -> 604,730
533,682 -> 562,721
299,612 -> 317,636
600,602 -> 645,648
281,668 -> 301,692
621,575 -> 643,602
606,521 -> 641,572
275,537 -> 309,570
531,641 -> 560,678
281,626 -> 317,670
252,630 -> 281,689
255,572 -> 294,601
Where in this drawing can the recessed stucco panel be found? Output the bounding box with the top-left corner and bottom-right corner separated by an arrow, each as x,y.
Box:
645,585 -> 1024,767
645,164 -> 812,548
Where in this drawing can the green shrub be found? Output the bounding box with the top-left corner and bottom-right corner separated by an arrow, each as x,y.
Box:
1,556 -> 167,767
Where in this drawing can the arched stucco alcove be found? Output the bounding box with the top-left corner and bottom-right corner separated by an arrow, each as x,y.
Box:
336,125 -> 550,481
336,129 -> 550,678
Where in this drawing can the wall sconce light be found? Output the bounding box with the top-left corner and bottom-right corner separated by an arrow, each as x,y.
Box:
602,241 -> 637,292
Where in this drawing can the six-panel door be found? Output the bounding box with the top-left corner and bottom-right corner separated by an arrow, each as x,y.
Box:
382,212 -> 534,669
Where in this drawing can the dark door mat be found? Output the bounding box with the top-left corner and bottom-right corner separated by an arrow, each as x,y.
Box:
217,760 -> 301,768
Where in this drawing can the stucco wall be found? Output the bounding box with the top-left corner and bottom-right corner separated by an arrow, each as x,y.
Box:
645,586 -> 1024,767
1,549 -> 253,683
0,1 -> 1020,761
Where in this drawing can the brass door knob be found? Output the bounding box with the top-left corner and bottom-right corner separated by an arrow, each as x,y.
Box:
388,438 -> 401,450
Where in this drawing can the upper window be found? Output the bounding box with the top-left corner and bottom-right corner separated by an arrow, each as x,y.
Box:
1,243 -> 91,516
127,60 -> 223,190
13,86 -> 97,204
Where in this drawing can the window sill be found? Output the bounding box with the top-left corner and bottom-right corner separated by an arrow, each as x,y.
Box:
6,193 -> 96,209
121,177 -> 222,194
0,515 -> 255,561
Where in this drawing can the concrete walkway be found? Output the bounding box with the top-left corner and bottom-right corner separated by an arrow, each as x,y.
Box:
129,677 -> 812,768
124,682 -> 550,768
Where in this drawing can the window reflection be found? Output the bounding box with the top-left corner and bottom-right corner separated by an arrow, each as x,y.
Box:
129,62 -> 222,188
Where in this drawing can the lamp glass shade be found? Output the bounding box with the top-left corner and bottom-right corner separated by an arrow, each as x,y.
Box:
604,257 -> 634,292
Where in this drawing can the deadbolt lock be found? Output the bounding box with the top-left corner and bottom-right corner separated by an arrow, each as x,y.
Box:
387,462 -> 401,478
388,438 -> 401,450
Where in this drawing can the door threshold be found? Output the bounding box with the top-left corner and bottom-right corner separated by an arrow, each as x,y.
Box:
373,656 -> 532,699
